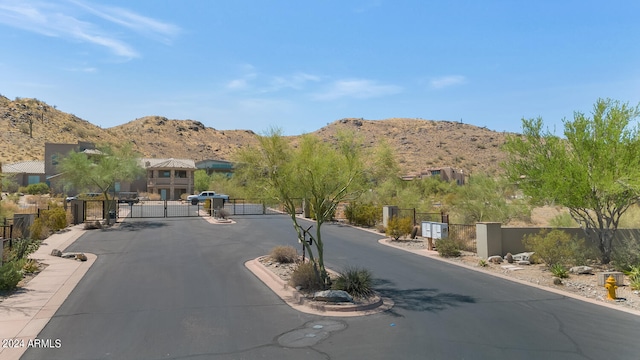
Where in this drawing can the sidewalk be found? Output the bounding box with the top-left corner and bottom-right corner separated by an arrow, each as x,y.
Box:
0,225 -> 95,360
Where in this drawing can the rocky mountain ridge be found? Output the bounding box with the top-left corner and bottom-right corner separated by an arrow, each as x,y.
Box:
0,95 -> 514,174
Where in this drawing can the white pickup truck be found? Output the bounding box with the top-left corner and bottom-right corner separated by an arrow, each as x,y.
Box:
187,191 -> 230,203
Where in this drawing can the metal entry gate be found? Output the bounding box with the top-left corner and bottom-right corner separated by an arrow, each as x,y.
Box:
223,199 -> 300,215
117,199 -> 301,218
118,201 -> 204,218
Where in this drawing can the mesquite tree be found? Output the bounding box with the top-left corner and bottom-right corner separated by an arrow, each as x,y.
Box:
503,98 -> 640,264
236,129 -> 365,287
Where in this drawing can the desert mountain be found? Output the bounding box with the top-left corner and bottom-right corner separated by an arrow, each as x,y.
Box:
0,95 -> 513,175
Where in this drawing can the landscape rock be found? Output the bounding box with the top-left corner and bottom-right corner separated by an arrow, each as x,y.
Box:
51,249 -> 62,257
75,253 -> 87,261
570,266 -> 594,274
487,256 -> 503,264
60,252 -> 76,258
517,260 -> 531,266
505,253 -> 514,264
313,290 -> 353,303
553,277 -> 563,285
513,252 -> 535,262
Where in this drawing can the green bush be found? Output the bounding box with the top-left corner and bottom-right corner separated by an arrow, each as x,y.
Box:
4,238 -> 40,262
549,212 -> 578,227
523,229 -> 575,267
550,264 -> 569,279
30,203 -> 67,239
0,260 -> 24,291
289,262 -> 324,292
331,266 -> 373,299
436,238 -> 461,257
19,183 -> 50,195
270,246 -> 298,263
345,202 -> 380,227
386,216 -> 413,240
611,233 -> 640,272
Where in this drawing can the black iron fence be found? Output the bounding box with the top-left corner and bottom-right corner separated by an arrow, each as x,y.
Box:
397,208 -> 447,226
449,223 -> 477,253
224,198 -> 302,215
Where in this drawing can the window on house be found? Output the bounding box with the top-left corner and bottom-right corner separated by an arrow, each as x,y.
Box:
431,170 -> 441,176
51,154 -> 59,166
159,170 -> 171,178
175,170 -> 187,178
28,176 -> 40,185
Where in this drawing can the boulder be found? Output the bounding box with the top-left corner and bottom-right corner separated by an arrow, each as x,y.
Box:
513,252 -> 535,262
487,255 -> 503,264
313,290 -> 353,303
51,249 -> 62,257
517,260 -> 531,266
505,253 -> 514,264
75,253 -> 88,262
569,266 -> 593,274
60,252 -> 76,259
552,277 -> 563,285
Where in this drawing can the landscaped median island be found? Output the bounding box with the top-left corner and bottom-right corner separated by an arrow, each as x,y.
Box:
245,246 -> 392,316
380,237 -> 640,315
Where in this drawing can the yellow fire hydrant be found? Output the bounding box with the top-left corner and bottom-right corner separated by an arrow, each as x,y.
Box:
605,275 -> 618,300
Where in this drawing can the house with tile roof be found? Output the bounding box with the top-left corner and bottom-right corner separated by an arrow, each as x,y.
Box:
1,161 -> 45,188
139,158 -> 196,200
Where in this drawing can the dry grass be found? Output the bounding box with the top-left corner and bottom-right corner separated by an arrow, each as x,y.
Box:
0,96 -> 511,175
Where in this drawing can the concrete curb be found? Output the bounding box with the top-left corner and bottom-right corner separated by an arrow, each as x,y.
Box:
378,238 -> 640,318
0,225 -> 95,360
245,258 -> 393,317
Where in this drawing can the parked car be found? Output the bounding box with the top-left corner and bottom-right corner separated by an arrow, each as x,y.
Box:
186,191 -> 230,204
117,191 -> 140,204
66,193 -> 102,202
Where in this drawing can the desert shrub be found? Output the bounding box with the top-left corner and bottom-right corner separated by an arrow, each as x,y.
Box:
344,202 -> 380,227
386,216 -> 413,240
20,183 -> 49,195
478,259 -> 488,267
523,229 -> 575,267
332,266 -> 373,299
569,238 -> 600,266
611,233 -> 640,272
270,246 -> 298,263
0,259 -> 24,291
289,262 -> 324,292
22,259 -> 40,273
436,238 -> 461,257
4,238 -> 39,262
549,212 -> 578,227
550,264 -> 569,279
30,203 -> 67,239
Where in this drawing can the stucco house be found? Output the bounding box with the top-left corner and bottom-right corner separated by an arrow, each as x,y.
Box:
140,158 -> 196,200
1,161 -> 45,189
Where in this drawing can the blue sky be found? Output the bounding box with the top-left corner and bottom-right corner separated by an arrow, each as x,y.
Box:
1,1 -> 639,136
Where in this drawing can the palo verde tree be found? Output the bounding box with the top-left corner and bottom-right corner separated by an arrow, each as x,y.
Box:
58,143 -> 143,224
235,129 -> 365,287
503,98 -> 640,264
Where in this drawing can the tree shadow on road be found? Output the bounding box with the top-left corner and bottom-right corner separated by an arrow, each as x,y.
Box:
373,278 -> 476,317
101,221 -> 168,232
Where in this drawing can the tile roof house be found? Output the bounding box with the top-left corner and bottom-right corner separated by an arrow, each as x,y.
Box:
2,161 -> 45,188
139,158 -> 196,200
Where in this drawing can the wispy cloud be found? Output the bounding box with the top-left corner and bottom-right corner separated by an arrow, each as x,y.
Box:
269,72 -> 321,91
70,0 -> 181,44
313,79 -> 402,100
226,68 -> 321,93
430,75 -> 466,89
0,0 -> 180,59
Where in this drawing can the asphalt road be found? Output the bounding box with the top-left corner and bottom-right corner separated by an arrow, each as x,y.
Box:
23,216 -> 640,359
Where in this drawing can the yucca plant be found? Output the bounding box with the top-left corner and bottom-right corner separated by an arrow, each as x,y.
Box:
332,266 -> 374,299
550,264 -> 569,279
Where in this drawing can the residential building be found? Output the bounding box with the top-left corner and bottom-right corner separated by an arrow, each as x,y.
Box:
141,158 -> 196,200
196,159 -> 234,177
1,161 -> 45,188
402,167 -> 466,185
